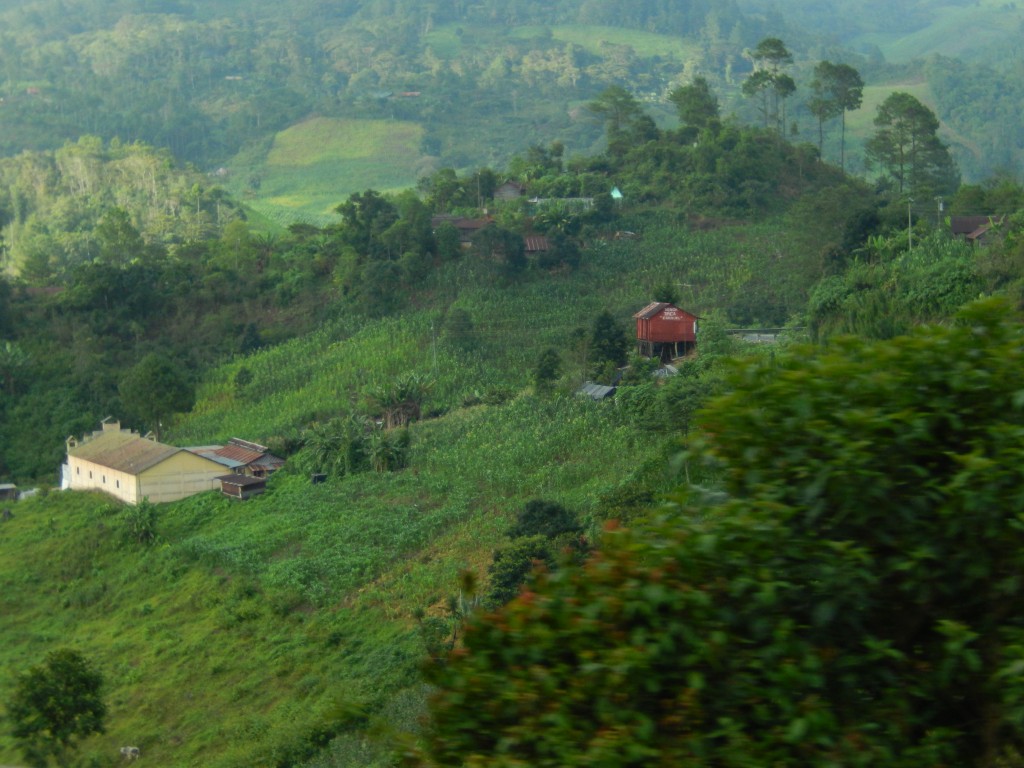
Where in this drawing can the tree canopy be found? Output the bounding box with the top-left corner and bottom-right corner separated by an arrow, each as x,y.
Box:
7,648 -> 107,768
118,352 -> 195,440
808,61 -> 864,170
668,77 -> 720,130
865,92 -> 959,197
742,37 -> 795,133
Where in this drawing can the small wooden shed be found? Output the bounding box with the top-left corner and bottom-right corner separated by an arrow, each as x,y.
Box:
634,302 -> 698,360
0,483 -> 18,502
217,474 -> 267,501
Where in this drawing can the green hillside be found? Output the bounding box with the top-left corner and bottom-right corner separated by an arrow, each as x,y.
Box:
0,388 -> 658,766
834,81 -> 932,171
851,0 -> 1024,64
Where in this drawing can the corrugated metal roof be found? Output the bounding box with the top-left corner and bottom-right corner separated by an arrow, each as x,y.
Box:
251,454 -> 285,470
189,440 -> 284,471
212,443 -> 266,465
634,301 -> 670,320
633,302 -> 698,320
69,431 -> 182,474
951,215 -> 1004,236
217,474 -> 267,488
227,437 -> 268,452
577,382 -> 616,400
189,448 -> 246,469
524,235 -> 550,252
967,223 -> 994,241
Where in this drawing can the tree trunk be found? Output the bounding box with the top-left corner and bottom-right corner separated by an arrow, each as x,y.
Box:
840,111 -> 846,173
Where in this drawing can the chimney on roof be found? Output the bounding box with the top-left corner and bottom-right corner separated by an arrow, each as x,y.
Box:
101,417 -> 120,432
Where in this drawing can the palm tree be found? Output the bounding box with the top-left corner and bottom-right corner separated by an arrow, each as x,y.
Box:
367,372 -> 433,429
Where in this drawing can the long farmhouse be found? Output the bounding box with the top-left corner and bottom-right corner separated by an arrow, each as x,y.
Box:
63,419 -> 225,504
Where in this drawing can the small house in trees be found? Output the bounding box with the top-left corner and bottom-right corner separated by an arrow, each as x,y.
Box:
430,215 -> 492,247
0,483 -> 18,502
950,215 -> 1006,245
63,419 -> 224,504
634,302 -> 698,361
494,181 -> 526,201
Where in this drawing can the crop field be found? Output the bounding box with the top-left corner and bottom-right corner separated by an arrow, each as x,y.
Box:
0,489 -> 432,767
225,118 -> 425,227
171,214 -> 809,458
425,23 -> 695,62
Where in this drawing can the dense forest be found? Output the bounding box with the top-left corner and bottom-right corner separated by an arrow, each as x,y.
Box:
3,2 -> 1024,767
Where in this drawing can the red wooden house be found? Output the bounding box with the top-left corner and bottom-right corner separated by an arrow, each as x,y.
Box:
634,302 -> 698,360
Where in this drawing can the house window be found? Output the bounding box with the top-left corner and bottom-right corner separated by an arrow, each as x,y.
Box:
116,480 -> 120,489
89,471 -> 92,479
76,467 -> 80,475
102,475 -> 106,484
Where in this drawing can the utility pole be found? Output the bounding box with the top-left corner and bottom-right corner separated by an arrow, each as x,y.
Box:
430,321 -> 438,376
908,198 -> 914,251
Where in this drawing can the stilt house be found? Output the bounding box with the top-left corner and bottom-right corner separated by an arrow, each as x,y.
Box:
634,302 -> 698,361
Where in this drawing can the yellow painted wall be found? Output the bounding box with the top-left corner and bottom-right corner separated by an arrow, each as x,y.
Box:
67,451 -> 222,504
67,457 -> 139,504
138,451 -> 223,504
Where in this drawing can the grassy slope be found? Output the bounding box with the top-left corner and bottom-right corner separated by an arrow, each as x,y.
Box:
233,23 -> 695,229
225,118 -> 426,228
839,80 -> 980,178
851,1 -> 1024,64
0,394 -> 654,767
226,10 -> 1010,229
842,81 -> 934,143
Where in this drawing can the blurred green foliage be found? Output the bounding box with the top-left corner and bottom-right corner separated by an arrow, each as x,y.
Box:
413,298 -> 1024,767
